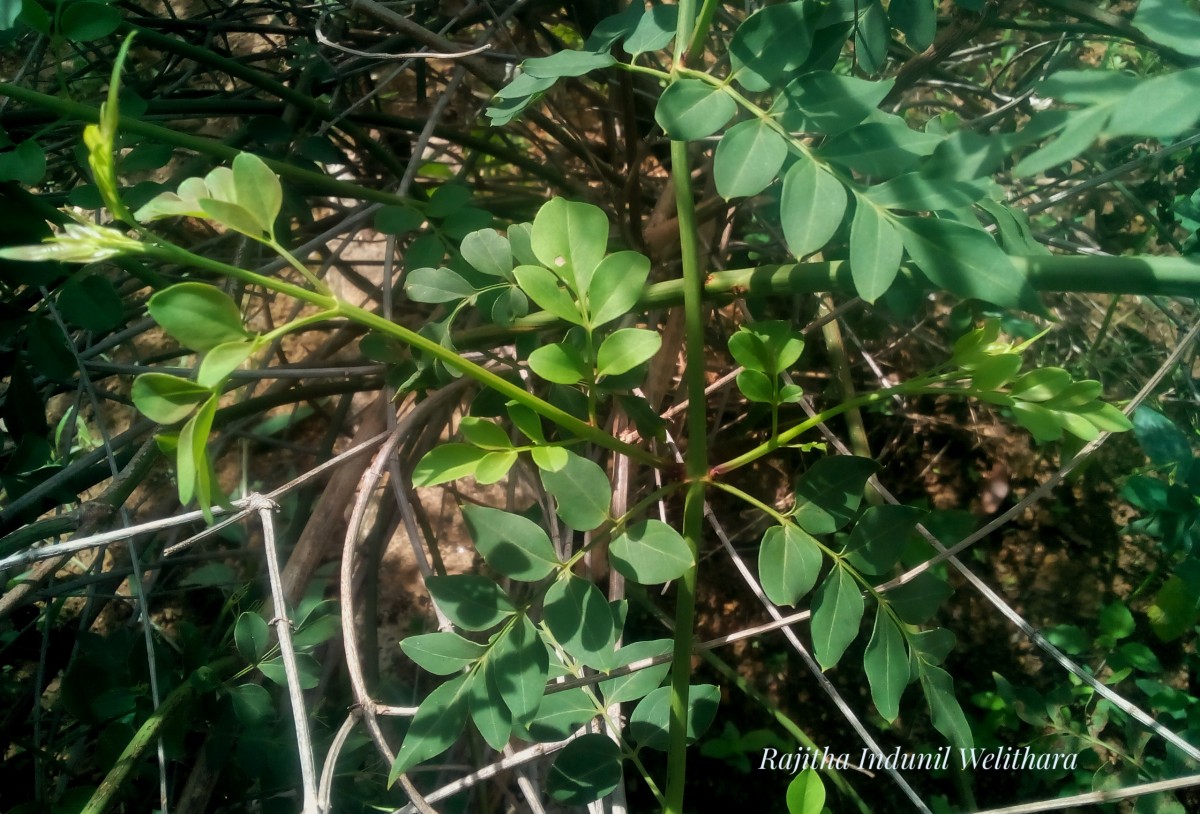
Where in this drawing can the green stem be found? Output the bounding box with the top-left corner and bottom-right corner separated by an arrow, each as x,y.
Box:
663,134 -> 708,812
684,0 -> 722,64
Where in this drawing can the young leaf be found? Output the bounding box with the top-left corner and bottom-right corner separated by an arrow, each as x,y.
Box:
629,684 -> 720,750
1009,368 -> 1072,402
231,152 -> 282,239
539,451 -> 611,531
148,283 -> 250,351
736,370 -> 776,403
610,519 -> 694,584
654,78 -> 737,141
400,631 -> 487,675
844,505 -> 925,575
596,328 -> 661,378
786,769 -> 826,814
714,119 -> 788,199
758,524 -> 825,606
412,443 -> 489,486
810,563 -> 865,670
490,615 -> 548,723
920,664 -> 974,751
388,674 -> 471,783
546,734 -> 623,805
863,606 -> 908,722
899,217 -> 1044,314
462,504 -> 560,581
513,264 -> 585,325
587,250 -> 651,327
543,574 -> 615,667
425,575 -> 515,631
792,455 -> 881,534
131,373 -> 213,425
460,229 -> 514,279
849,199 -> 903,303
198,198 -> 268,240
531,198 -> 609,292
458,416 -> 511,449
473,451 -> 518,484
730,1 -> 813,92
404,267 -> 476,303
780,158 -> 847,258
528,342 -> 589,385
197,340 -> 258,388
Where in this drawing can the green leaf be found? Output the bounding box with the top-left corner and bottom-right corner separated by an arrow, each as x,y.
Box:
131,374 -> 213,425
758,524 -> 825,606
599,639 -> 673,704
849,199 -> 903,302
1132,406 -> 1193,467
629,684 -> 720,750
528,342 -> 589,385
853,0 -> 890,74
57,274 -> 124,332
412,443 -> 489,486
792,455 -> 880,534
234,612 -> 271,664
911,627 -> 956,666
863,606 -> 908,722
460,229 -> 514,279
899,217 -> 1044,313
728,321 -> 804,374
148,283 -> 250,352
539,451 -> 611,531
811,564 -> 865,670
865,173 -> 989,211
736,369 -> 776,403
531,445 -> 569,472
229,684 -> 275,727
544,574 -> 615,668
258,653 -> 321,690
176,396 -> 217,510
462,504 -> 560,581
596,328 -> 661,378
374,205 -> 425,235
818,120 -> 942,178
1107,68 -> 1200,139
774,72 -> 893,135
714,119 -> 788,199
472,450 -> 517,485
513,264 -> 584,325
1013,106 -> 1108,177
389,674 -> 471,782
780,158 -> 847,258
531,198 -> 609,292
1098,602 -> 1135,640
458,416 -> 511,449
400,631 -> 487,675
197,340 -> 258,388
1148,574 -> 1200,642
405,266 -> 476,303
546,734 -> 623,805
654,78 -> 737,141
888,572 -> 952,624
587,251 -> 651,327
890,0 -> 937,50
231,153 -> 281,238
425,575 -> 515,631
470,662 -> 513,751
526,688 -> 600,741
730,1 -> 813,92
522,50 -> 616,78
844,505 -> 925,575
1,0 -> 22,30
59,2 -> 121,41
491,615 -> 548,723
610,519 -> 694,584
1132,0 -> 1200,57
920,665 -> 973,751
621,3 -> 677,55
786,769 -> 826,814
0,140 -> 47,185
